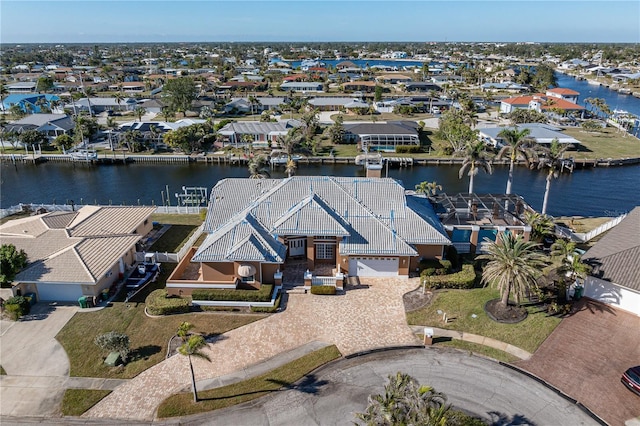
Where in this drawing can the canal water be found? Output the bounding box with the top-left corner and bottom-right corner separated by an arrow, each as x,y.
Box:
2,162 -> 638,217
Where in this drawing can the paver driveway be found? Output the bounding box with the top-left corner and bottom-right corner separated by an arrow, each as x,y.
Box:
85,277 -> 420,421
515,299 -> 640,426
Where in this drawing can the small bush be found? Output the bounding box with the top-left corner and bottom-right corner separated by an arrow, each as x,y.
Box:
146,289 -> 191,315
95,331 -> 130,363
418,259 -> 452,276
4,296 -> 30,320
310,285 -> 337,295
251,292 -> 282,313
421,264 -> 476,290
192,285 -> 274,302
395,145 -> 422,154
422,267 -> 437,277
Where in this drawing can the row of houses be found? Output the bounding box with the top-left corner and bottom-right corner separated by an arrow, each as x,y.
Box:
4,178 -> 638,319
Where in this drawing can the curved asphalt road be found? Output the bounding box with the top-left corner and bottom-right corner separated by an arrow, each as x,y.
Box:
177,347 -> 597,426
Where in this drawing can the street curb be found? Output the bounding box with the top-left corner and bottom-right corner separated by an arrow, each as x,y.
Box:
344,345 -> 425,359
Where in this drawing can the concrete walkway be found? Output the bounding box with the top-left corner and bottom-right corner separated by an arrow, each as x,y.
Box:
410,325 -> 533,360
85,277 -> 421,421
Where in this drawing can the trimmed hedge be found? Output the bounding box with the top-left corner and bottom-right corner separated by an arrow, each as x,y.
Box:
145,290 -> 190,315
421,264 -> 476,290
310,285 -> 337,295
192,285 -> 274,302
418,259 -> 452,276
4,296 -> 31,320
395,145 -> 422,154
251,292 -> 282,313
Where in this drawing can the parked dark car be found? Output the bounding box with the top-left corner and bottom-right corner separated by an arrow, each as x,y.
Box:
621,366 -> 640,396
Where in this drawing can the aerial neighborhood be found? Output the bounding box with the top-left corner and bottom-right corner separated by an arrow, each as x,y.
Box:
0,40 -> 639,425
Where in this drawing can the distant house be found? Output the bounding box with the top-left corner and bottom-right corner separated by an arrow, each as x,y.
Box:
500,94 -> 585,115
344,121 -> 420,152
280,82 -> 324,93
478,123 -> 581,147
224,97 -> 286,114
217,120 -> 302,147
1,206 -> 155,302
69,97 -> 138,114
5,114 -> 75,140
481,82 -> 529,93
545,88 -> 580,104
166,176 -> 451,296
404,82 -> 442,93
138,98 -> 165,114
1,94 -> 60,113
6,82 -> 37,94
375,74 -> 413,85
582,207 -> 640,316
308,97 -> 369,111
217,81 -> 268,92
342,81 -> 377,93
108,82 -> 145,93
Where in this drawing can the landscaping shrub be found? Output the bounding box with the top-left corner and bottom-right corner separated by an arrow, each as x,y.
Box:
3,296 -> 30,320
192,285 -> 274,302
395,145 -> 422,154
94,331 -> 130,363
251,292 -> 282,313
418,258 -> 452,275
310,285 -> 337,295
421,264 -> 476,290
146,289 -> 191,315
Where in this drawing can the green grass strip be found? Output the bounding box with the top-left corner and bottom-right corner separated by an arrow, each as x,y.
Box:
61,389 -> 111,416
157,345 -> 342,418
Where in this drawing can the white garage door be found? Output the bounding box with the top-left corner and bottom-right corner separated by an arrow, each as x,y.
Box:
348,257 -> 399,277
36,283 -> 84,302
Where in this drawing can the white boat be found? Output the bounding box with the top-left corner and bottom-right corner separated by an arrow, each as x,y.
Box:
587,79 -> 601,86
69,149 -> 98,161
269,150 -> 303,165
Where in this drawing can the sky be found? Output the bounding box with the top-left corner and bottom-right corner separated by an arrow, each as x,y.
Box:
1,0 -> 639,44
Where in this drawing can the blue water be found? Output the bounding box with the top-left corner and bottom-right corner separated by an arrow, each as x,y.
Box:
288,58 -> 427,69
2,162 -> 638,217
556,72 -> 640,117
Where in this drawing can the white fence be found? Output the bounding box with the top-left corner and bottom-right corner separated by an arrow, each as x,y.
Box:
554,213 -> 628,243
0,203 -> 205,219
135,223 -> 205,264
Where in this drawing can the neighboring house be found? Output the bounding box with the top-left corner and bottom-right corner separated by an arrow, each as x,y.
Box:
582,207 -> 640,316
308,97 -> 369,111
404,82 -> 442,93
217,119 -> 302,147
343,121 -> 420,152
375,74 -> 413,85
223,97 -> 286,114
545,88 -> 580,104
478,123 -> 581,147
69,97 -> 138,114
280,82 -> 324,92
216,81 -> 268,92
342,81 -> 377,93
480,82 -> 529,93
138,98 -> 165,114
0,206 -> 155,302
499,94 -> 585,115
6,82 -> 37,94
1,94 -> 60,113
167,176 -> 451,295
5,114 -> 75,140
108,82 -> 145,93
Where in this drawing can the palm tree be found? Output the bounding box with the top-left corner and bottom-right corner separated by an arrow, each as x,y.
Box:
248,154 -> 271,179
178,335 -> 211,402
478,233 -> 547,307
537,139 -> 569,215
458,140 -> 493,194
414,181 -> 442,197
177,321 -> 194,342
560,254 -> 591,287
496,127 -> 537,195
134,106 -> 146,122
550,238 -> 576,260
284,159 -> 297,178
523,211 -> 555,243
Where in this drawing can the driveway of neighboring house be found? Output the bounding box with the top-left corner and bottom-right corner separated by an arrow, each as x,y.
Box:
515,299 -> 640,426
0,303 -> 78,417
85,277 -> 421,421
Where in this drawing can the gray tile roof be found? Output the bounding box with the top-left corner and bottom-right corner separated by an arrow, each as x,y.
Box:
583,207 -> 640,291
217,120 -> 301,136
41,211 -> 78,229
344,122 -> 419,136
200,176 -> 451,260
68,206 -> 156,237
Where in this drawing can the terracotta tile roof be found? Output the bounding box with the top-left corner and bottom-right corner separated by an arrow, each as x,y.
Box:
547,88 -> 580,95
501,95 -> 584,110
583,207 -> 640,291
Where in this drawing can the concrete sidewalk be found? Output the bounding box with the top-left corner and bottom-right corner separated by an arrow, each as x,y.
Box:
410,325 -> 533,360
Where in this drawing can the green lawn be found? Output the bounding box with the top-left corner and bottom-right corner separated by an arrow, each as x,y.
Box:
157,345 -> 342,418
61,389 -> 111,416
435,339 -> 518,363
149,213 -> 203,226
563,127 -> 640,160
406,287 -> 561,354
56,298 -> 263,379
147,224 -> 198,253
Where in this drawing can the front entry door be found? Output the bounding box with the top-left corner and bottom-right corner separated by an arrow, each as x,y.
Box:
288,238 -> 306,257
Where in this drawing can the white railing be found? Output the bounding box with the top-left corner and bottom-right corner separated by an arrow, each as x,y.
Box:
175,224 -> 205,260
135,251 -> 180,263
312,276 -> 338,286
0,203 -> 204,219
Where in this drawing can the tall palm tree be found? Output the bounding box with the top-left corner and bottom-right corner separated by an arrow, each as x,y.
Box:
550,238 -> 576,260
458,140 -> 493,194
478,233 -> 547,307
248,154 -> 271,179
414,181 -> 442,197
560,254 -> 591,287
523,211 -> 555,243
496,127 -> 537,195
178,335 -> 211,402
537,139 -> 569,215
284,159 -> 297,178
134,106 -> 146,122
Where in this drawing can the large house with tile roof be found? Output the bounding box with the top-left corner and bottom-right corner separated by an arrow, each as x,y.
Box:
166,177 -> 451,295
343,121 -> 420,152
582,207 -> 640,316
0,206 -> 155,302
500,93 -> 585,115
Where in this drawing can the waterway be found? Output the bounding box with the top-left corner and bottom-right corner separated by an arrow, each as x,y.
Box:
1,162 -> 638,217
